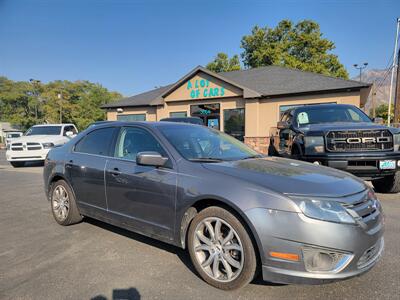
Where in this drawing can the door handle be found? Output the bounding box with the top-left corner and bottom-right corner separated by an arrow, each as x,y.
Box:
111,167 -> 121,176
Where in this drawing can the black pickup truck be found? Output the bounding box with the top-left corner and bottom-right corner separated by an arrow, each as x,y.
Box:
269,104 -> 400,193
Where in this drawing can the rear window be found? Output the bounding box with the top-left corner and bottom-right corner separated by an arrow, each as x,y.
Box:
74,127 -> 116,156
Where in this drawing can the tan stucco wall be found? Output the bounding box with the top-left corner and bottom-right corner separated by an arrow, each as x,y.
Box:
245,91 -> 362,138
106,107 -> 157,121
164,72 -> 242,102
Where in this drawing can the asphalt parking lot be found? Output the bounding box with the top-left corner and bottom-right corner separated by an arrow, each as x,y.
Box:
0,150 -> 399,300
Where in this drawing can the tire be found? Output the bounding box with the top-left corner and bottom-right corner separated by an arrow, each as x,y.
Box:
187,206 -> 257,290
50,180 -> 83,225
268,143 -> 277,156
372,171 -> 400,194
10,161 -> 25,168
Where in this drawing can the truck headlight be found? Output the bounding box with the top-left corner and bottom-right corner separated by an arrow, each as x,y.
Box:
394,133 -> 400,151
292,197 -> 355,224
42,142 -> 55,149
304,136 -> 325,154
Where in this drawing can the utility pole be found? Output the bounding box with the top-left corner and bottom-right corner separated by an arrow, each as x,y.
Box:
394,48 -> 400,125
371,84 -> 376,118
353,63 -> 368,82
57,93 -> 62,123
388,18 -> 400,126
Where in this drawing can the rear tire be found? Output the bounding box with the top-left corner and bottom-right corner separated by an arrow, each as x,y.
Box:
10,161 -> 25,168
372,171 -> 400,193
187,206 -> 257,290
50,180 -> 83,225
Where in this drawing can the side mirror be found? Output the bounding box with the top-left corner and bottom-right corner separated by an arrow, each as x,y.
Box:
277,121 -> 289,129
65,131 -> 74,137
136,151 -> 168,167
372,117 -> 383,124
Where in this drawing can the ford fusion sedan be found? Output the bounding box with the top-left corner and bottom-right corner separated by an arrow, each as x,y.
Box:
6,124 -> 77,167
43,122 -> 384,290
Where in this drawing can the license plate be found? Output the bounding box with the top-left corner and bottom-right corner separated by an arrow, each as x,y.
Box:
379,160 -> 396,170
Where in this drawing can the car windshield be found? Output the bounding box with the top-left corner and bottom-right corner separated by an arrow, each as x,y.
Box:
294,106 -> 371,127
25,126 -> 62,136
159,125 -> 259,161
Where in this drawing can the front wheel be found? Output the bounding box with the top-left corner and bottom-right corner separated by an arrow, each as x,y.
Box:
372,171 -> 400,193
188,206 -> 257,290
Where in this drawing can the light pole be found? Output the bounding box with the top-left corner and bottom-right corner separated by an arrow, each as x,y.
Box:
353,63 -> 368,82
57,93 -> 62,123
29,78 -> 41,120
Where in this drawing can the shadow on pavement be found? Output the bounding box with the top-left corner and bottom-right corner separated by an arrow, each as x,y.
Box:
91,287 -> 140,300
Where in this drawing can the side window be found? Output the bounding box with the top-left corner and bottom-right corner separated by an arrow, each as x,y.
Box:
115,127 -> 167,161
63,125 -> 77,136
75,127 -> 116,156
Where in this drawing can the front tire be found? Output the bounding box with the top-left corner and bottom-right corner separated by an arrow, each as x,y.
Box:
10,161 -> 25,168
50,180 -> 83,225
372,171 -> 400,193
188,206 -> 257,290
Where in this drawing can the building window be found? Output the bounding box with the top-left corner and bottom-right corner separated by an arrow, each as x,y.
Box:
279,102 -> 336,118
190,103 -> 220,130
223,108 -> 245,141
169,111 -> 187,118
117,114 -> 146,122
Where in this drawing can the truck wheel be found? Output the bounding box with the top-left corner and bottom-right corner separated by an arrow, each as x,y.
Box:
268,143 -> 277,156
10,161 -> 25,168
187,206 -> 257,290
372,171 -> 400,193
50,180 -> 83,225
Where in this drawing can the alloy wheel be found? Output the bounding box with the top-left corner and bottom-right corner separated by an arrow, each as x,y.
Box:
193,217 -> 244,282
52,185 -> 70,221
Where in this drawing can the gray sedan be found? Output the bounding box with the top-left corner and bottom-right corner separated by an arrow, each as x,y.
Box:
43,122 -> 384,290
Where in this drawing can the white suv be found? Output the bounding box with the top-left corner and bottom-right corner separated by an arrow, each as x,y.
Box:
6,124 -> 78,167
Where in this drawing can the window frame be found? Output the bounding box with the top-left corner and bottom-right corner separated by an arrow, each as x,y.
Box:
73,126 -> 119,158
111,125 -> 173,168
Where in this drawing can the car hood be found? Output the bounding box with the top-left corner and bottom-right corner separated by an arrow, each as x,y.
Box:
10,135 -> 65,144
300,122 -> 398,134
202,157 -> 366,198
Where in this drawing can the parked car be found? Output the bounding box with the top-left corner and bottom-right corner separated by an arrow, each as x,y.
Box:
269,104 -> 400,193
5,131 -> 23,145
6,124 -> 78,167
160,116 -> 204,125
43,122 -> 384,290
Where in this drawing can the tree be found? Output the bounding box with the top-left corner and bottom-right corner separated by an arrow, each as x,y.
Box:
240,20 -> 349,79
372,103 -> 394,123
206,53 -> 241,73
0,76 -> 121,131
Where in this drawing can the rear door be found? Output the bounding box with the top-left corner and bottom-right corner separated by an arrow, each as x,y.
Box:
66,127 -> 118,210
105,126 -> 177,239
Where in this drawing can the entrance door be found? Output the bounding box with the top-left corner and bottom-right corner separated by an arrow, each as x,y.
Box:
190,103 -> 220,130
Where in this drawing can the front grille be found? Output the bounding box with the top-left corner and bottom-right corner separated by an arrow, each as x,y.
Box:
10,142 -> 42,151
343,192 -> 381,228
326,130 -> 393,152
27,142 -> 42,150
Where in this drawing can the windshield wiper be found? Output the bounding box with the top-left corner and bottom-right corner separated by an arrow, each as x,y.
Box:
188,157 -> 224,163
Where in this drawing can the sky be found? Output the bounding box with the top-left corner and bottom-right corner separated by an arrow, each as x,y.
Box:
0,0 -> 399,96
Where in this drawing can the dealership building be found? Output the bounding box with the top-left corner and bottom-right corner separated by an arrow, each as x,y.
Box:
103,66 -> 371,153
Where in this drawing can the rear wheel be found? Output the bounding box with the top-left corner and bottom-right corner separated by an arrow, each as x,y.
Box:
187,206 -> 257,290
372,171 -> 400,193
10,161 -> 25,168
50,180 -> 83,225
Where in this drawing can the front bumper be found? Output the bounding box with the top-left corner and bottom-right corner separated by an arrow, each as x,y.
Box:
302,152 -> 400,179
245,207 -> 384,284
6,149 -> 50,162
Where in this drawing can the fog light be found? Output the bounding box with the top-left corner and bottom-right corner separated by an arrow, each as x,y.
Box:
302,247 -> 353,273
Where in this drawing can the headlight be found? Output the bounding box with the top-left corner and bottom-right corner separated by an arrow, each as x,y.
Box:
394,133 -> 400,152
292,197 -> 355,224
304,136 -> 325,154
42,142 -> 55,149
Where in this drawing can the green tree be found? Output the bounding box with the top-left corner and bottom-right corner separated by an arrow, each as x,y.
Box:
0,76 -> 121,131
206,52 -> 241,73
372,103 -> 394,123
240,20 -> 349,79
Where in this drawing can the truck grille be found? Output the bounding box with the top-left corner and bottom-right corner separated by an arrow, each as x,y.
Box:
326,130 -> 393,152
10,142 -> 43,151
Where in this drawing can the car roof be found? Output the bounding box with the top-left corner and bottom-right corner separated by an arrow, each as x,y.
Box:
32,124 -> 74,127
90,121 -> 200,130
292,103 -> 355,112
